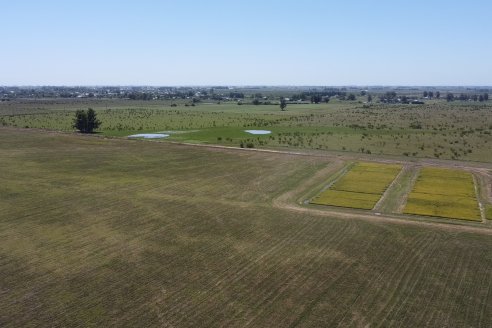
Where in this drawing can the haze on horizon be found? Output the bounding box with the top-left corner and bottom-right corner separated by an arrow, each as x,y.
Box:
2,0 -> 491,86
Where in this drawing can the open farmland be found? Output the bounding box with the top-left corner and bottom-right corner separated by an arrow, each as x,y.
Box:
2,99 -> 492,162
311,162 -> 402,209
404,167 -> 481,221
1,128 -> 492,327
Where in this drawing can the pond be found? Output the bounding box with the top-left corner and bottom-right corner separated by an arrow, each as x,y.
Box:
128,133 -> 170,139
244,130 -> 272,135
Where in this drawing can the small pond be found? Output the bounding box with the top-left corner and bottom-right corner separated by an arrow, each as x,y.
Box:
244,130 -> 272,135
128,133 -> 169,139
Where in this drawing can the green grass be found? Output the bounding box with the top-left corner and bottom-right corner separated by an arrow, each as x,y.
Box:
311,162 -> 402,210
1,128 -> 492,327
404,168 -> 482,221
2,98 -> 492,161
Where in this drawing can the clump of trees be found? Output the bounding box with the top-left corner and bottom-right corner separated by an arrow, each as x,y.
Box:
73,108 -> 101,133
280,98 -> 287,111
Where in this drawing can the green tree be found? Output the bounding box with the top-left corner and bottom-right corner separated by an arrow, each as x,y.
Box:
310,94 -> 322,104
73,110 -> 87,133
280,98 -> 287,111
86,108 -> 101,132
73,108 -> 101,133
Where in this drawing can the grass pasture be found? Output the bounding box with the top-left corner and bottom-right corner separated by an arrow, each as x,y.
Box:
2,99 -> 492,162
311,162 -> 402,209
1,128 -> 492,327
404,168 -> 481,221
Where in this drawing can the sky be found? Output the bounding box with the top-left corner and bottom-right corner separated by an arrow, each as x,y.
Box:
1,0 -> 491,86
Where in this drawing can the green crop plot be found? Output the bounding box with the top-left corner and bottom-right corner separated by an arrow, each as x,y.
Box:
404,168 -> 481,221
311,162 -> 402,209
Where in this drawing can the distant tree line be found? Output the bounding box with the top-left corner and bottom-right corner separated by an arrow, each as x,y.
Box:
446,93 -> 489,102
379,92 -> 424,104
290,89 -> 348,103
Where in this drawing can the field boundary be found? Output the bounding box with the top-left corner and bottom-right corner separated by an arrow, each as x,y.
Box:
473,174 -> 486,222
372,165 -> 407,212
397,166 -> 421,213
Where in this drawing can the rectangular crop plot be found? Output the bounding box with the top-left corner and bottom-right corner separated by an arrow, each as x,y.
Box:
311,162 -> 402,210
403,167 -> 481,221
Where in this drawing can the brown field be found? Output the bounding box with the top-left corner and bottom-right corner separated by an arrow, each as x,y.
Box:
1,128 -> 491,327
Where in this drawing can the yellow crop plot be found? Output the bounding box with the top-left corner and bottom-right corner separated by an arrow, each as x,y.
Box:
311,162 -> 402,210
403,167 -> 481,221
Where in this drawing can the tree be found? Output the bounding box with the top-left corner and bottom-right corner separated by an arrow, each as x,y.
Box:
280,98 -> 287,111
484,93 -> 489,101
479,95 -> 485,102
436,91 -> 441,99
446,93 -> 454,102
428,91 -> 434,99
347,94 -> 356,101
86,108 -> 101,132
252,98 -> 261,105
73,110 -> 87,133
310,94 -> 322,104
423,91 -> 428,98
367,94 -> 373,102
73,108 -> 100,133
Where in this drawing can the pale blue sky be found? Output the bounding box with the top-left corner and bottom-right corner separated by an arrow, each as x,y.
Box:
1,0 -> 491,85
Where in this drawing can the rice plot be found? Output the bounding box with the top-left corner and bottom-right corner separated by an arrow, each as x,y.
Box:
403,167 -> 481,221
311,162 -> 402,210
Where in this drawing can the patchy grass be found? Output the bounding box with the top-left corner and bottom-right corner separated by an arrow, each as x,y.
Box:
2,98 -> 492,161
311,162 -> 402,209
404,168 -> 481,221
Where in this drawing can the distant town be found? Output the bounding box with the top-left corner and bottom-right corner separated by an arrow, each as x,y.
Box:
1,85 -> 490,104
